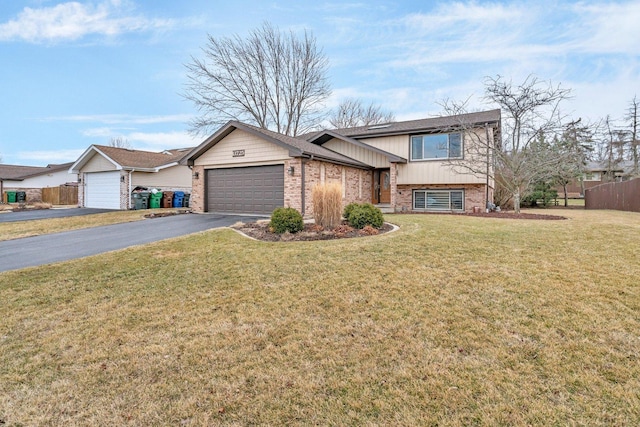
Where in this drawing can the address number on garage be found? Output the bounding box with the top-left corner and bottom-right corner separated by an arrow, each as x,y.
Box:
232,150 -> 245,157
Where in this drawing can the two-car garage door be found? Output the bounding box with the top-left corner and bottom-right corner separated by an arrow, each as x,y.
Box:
85,171 -> 121,209
206,165 -> 284,215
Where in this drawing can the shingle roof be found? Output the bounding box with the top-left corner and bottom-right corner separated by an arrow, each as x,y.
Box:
240,123 -> 371,168
326,109 -> 502,139
0,162 -> 74,180
93,145 -> 193,169
184,121 -> 371,169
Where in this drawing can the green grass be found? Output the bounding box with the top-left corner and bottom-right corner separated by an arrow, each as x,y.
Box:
0,209 -> 187,241
1,209 -> 639,425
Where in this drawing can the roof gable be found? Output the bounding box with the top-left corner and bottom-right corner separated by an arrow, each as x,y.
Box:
307,130 -> 407,163
71,145 -> 192,173
183,121 -> 371,169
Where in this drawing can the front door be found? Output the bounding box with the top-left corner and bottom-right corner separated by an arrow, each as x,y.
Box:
379,169 -> 391,204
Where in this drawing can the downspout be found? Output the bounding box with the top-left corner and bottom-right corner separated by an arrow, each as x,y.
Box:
484,123 -> 491,212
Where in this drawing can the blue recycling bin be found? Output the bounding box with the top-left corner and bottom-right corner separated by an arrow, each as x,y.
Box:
172,191 -> 185,208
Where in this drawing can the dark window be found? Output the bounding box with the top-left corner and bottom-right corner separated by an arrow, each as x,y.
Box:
410,132 -> 463,160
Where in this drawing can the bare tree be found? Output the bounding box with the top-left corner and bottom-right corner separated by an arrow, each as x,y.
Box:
625,95 -> 639,175
108,136 -> 131,149
184,22 -> 331,137
441,75 -> 571,213
328,98 -> 395,128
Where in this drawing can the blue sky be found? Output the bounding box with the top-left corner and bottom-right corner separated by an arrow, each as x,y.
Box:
1,0 -> 638,166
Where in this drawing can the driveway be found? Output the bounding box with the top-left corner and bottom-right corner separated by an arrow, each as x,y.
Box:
0,207 -> 118,223
0,213 -> 263,273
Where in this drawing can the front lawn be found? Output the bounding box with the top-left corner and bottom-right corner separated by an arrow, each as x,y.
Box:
1,210 -> 639,425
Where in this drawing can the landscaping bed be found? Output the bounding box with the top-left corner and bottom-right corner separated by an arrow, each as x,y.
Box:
234,220 -> 395,242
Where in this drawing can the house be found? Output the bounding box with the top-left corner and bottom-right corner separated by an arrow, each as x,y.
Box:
69,145 -> 193,209
182,110 -> 501,216
0,162 -> 77,202
560,160 -> 635,198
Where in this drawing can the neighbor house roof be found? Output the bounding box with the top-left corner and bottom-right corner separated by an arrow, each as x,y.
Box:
183,121 -> 372,169
586,160 -> 634,174
70,145 -> 193,173
320,109 -> 502,139
0,162 -> 74,181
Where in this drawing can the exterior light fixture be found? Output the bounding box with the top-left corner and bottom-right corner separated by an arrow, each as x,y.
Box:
288,166 -> 295,175
193,171 -> 200,179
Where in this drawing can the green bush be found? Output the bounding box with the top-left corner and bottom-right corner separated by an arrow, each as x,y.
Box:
342,202 -> 359,220
270,207 -> 304,234
345,203 -> 384,229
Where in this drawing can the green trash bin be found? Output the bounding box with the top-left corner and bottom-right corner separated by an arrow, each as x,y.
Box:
16,191 -> 26,202
6,191 -> 16,203
149,190 -> 163,209
132,192 -> 150,210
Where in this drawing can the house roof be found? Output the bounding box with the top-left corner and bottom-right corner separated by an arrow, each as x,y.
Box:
183,121 -> 371,169
70,145 -> 193,173
0,162 -> 74,181
306,130 -> 407,163
320,109 -> 502,139
586,160 -> 634,173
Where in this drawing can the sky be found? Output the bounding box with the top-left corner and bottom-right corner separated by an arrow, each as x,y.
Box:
1,0 -> 638,166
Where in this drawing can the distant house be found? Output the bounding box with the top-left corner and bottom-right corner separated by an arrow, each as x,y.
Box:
182,110 -> 501,216
69,145 -> 193,209
560,161 -> 635,198
0,162 -> 77,202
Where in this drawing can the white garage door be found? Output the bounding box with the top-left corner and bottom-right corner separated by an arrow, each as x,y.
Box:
85,171 -> 121,209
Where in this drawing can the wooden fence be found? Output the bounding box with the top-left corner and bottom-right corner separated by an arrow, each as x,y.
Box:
42,185 -> 78,205
585,179 -> 640,213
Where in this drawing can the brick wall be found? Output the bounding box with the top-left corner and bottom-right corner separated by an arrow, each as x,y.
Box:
299,160 -> 372,218
395,184 -> 487,212
189,159 -> 372,217
190,165 -> 205,212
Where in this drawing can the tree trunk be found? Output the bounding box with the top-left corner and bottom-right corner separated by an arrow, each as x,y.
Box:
563,183 -> 568,207
513,192 -> 521,214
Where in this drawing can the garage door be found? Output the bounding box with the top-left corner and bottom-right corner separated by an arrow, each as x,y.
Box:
206,165 -> 284,215
85,171 -> 121,209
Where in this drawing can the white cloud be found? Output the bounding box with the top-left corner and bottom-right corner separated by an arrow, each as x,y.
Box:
0,0 -> 174,43
45,113 -> 192,125
17,149 -> 85,163
126,131 -> 199,151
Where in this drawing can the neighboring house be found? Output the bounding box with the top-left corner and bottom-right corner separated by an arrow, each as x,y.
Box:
0,162 -> 77,202
560,161 -> 635,198
70,145 -> 193,209
183,110 -> 501,216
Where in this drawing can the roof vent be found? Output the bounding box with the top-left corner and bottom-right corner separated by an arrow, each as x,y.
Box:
367,124 -> 391,130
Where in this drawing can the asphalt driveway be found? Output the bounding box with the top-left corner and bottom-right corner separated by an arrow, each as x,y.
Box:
0,213 -> 263,273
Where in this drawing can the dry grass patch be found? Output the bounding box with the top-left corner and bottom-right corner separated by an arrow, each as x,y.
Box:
1,209 -> 639,425
0,209 -> 185,241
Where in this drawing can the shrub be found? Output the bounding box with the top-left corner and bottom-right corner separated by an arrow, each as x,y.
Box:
312,182 -> 343,229
345,203 -> 384,229
269,207 -> 304,234
343,202 -> 359,220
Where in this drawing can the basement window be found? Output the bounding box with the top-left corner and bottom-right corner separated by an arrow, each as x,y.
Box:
413,190 -> 464,211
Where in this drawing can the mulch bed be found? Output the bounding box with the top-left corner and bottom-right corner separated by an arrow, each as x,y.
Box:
448,211 -> 568,220
234,210 -> 568,242
233,221 -> 395,242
